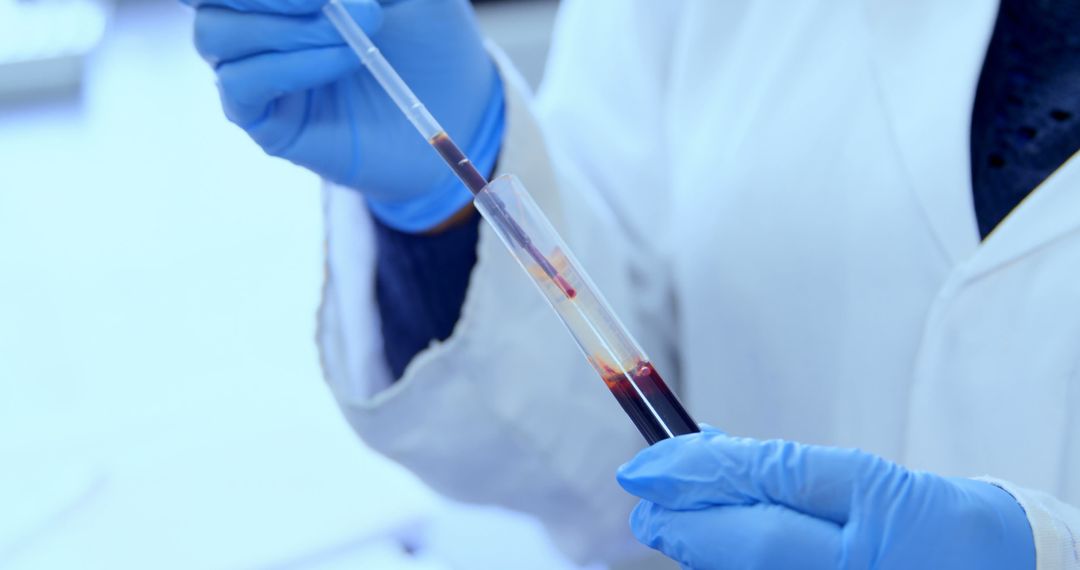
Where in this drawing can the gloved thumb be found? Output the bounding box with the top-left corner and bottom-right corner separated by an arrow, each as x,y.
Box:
184,0 -> 378,16
194,0 -> 383,67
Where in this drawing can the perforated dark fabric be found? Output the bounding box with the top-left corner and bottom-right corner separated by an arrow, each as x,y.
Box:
970,0 -> 1080,239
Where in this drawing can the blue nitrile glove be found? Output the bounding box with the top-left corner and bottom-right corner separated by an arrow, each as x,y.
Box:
186,0 -> 504,232
616,427 -> 1035,569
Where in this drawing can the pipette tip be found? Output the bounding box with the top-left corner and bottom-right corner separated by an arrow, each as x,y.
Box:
553,274 -> 577,299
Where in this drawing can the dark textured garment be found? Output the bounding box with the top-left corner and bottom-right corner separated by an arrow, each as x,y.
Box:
374,0 -> 1080,378
970,0 -> 1080,238
373,210 -> 482,378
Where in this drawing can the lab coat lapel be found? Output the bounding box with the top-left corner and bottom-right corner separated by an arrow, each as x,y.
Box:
862,0 -> 999,264
963,152 -> 1080,280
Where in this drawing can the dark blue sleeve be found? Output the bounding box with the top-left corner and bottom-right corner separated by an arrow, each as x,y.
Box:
372,211 -> 482,379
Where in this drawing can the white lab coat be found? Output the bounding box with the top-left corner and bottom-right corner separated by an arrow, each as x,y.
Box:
317,0 -> 1080,567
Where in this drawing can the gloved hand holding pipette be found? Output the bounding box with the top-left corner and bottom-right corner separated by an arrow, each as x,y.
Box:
187,0 -> 504,231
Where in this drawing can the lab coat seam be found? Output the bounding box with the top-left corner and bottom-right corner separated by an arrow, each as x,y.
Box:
1060,351 -> 1080,505
858,0 -> 998,266
315,187 -> 346,402
857,9 -> 953,268
897,273 -> 960,464
314,272 -> 337,398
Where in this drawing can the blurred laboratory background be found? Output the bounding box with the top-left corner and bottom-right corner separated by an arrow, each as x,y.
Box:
0,0 -> 595,568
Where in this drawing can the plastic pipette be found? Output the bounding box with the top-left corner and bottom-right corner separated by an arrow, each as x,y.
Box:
322,0 -> 575,297
322,0 -> 699,444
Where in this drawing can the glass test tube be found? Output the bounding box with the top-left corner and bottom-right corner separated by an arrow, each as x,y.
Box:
475,175 -> 699,445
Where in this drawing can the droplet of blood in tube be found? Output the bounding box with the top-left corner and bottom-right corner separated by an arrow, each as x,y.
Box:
553,274 -> 577,299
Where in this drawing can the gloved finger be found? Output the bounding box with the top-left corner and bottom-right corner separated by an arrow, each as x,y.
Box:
216,45 -> 360,126
183,0 -> 331,16
618,430 -> 755,508
630,501 -> 841,570
193,1 -> 382,66
618,432 -> 882,524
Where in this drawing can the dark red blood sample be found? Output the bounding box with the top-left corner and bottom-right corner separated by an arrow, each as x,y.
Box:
553,275 -> 577,299
429,131 -> 577,301
603,362 -> 699,445
430,131 -> 489,194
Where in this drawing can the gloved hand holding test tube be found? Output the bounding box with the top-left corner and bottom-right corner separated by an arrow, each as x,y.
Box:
321,0 -> 698,445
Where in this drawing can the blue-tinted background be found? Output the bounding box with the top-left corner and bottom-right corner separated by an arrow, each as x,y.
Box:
0,1 -> 611,568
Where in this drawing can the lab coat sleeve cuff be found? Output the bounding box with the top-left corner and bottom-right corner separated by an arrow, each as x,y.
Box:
978,477 -> 1080,570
